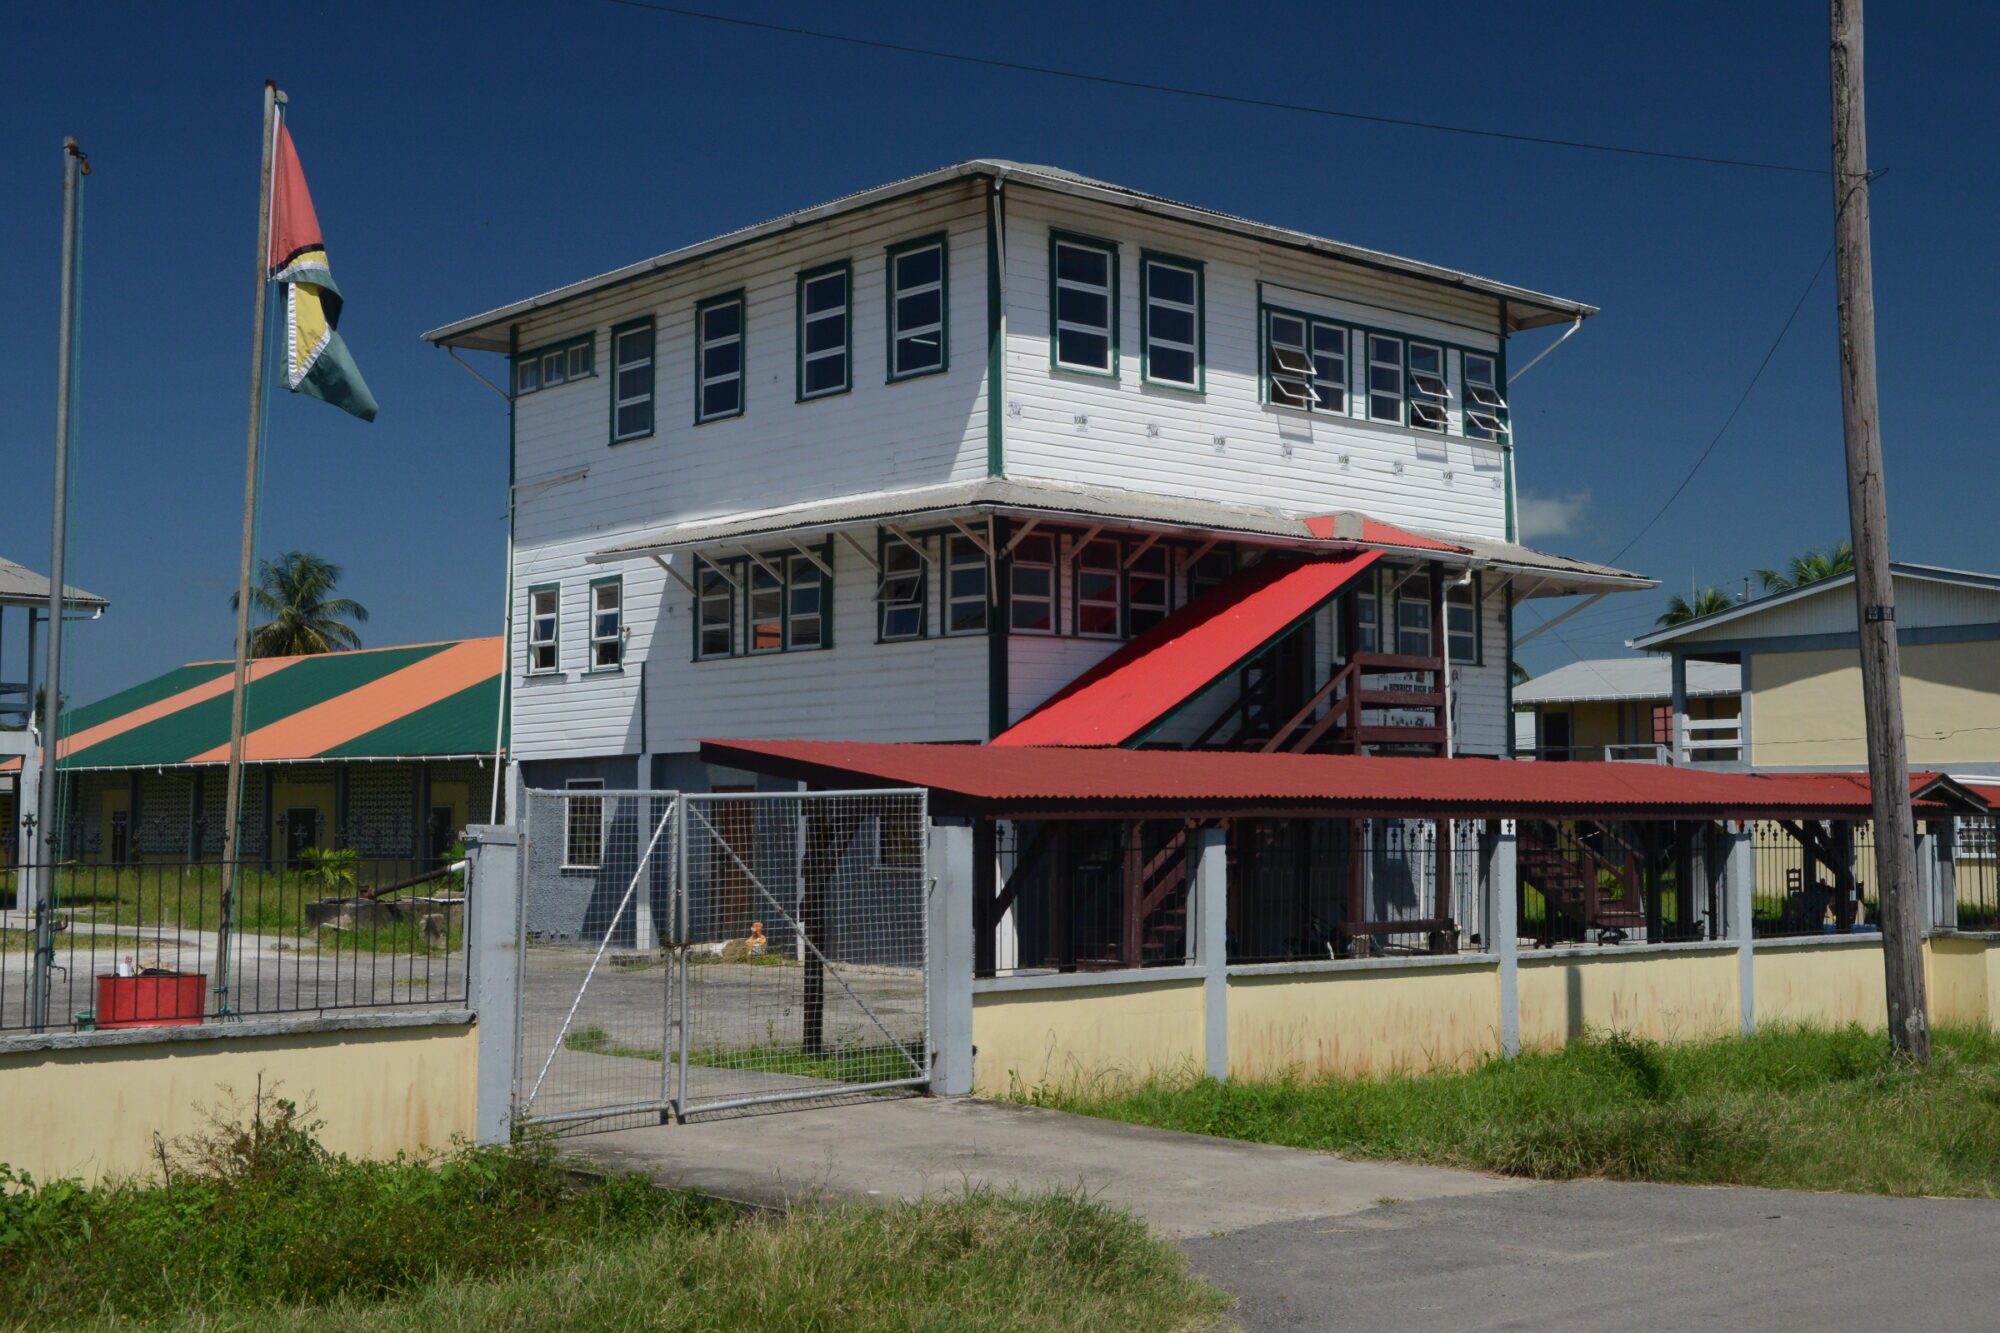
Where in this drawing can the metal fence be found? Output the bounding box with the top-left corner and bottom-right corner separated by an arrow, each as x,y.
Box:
1956,816 -> 1998,931
1748,820 -> 1883,939
1518,820 -> 1727,947
514,788 -> 930,1133
1,856 -> 467,1033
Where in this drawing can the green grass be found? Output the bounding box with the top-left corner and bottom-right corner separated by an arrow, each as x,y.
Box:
0,1091 -> 1221,1332
1034,1025 -> 2000,1198
564,1024 -> 924,1084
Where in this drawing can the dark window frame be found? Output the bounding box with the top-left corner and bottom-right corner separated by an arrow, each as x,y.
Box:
1139,252 -> 1204,393
885,232 -> 950,382
1048,229 -> 1120,379
694,290 -> 747,425
795,260 -> 853,402
608,316 -> 656,444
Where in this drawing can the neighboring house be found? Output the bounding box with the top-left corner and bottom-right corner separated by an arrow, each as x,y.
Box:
1631,563 -> 2000,779
1513,657 -> 1741,763
18,638 -> 503,869
423,160 -> 1651,797
1,555 -> 108,862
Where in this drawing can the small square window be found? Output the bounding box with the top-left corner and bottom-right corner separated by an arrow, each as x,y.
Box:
568,342 -> 593,378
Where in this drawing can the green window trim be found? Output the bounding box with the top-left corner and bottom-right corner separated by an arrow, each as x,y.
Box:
586,574 -> 624,673
1048,229 -> 1120,379
608,316 -> 656,445
692,557 -> 738,661
1258,301 -> 1507,442
795,260 -> 853,403
512,333 -> 597,397
1071,533 -> 1123,639
784,546 -> 834,651
876,529 -> 931,642
1139,251 -> 1204,393
941,531 -> 991,638
525,582 -> 561,676
1462,349 -> 1510,444
885,232 -> 949,383
694,290 -> 747,425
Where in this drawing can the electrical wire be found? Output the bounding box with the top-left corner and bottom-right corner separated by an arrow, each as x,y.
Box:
601,0 -> 1829,177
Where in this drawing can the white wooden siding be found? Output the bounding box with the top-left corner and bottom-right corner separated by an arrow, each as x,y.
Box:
999,192 -> 1510,539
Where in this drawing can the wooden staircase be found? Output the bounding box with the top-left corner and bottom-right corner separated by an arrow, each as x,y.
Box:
1518,821 -> 1649,944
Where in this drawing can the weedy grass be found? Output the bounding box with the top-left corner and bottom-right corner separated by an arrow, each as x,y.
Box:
1035,1025 -> 2000,1197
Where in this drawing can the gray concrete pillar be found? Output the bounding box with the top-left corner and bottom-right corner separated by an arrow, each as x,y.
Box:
1193,823 -> 1229,1081
465,823 -> 522,1146
1920,820 -> 1956,933
1485,820 -> 1520,1057
1725,822 -> 1756,1034
1669,653 -> 1690,765
927,819 -> 975,1096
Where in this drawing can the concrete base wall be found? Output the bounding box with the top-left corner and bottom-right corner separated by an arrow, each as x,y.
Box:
970,976 -> 1205,1097
1752,940 -> 1887,1029
1228,962 -> 1500,1080
1519,947 -> 1740,1049
0,1013 -> 476,1184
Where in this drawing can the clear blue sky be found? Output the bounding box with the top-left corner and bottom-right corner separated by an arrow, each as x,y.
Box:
6,1 -> 1995,701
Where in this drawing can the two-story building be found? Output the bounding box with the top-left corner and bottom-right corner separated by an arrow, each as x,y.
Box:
423,161 -> 1651,803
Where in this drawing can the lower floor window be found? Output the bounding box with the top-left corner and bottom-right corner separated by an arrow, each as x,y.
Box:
879,536 -> 928,640
564,779 -> 604,869
1127,545 -> 1169,635
697,562 -> 735,658
945,534 -> 988,634
1008,534 -> 1056,633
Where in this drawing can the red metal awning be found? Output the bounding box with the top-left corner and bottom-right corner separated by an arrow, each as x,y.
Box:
698,739 -> 1982,821
994,551 -> 1382,748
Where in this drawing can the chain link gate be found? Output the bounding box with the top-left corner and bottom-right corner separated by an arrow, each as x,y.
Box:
514,787 -> 930,1131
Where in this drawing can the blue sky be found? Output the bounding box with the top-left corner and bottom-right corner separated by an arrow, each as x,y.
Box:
5,1 -> 1995,701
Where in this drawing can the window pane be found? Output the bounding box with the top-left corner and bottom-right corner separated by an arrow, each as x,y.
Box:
804,315 -> 845,354
702,301 -> 741,340
1150,346 -> 1195,386
1011,566 -> 1050,599
617,365 -> 651,400
804,356 -> 845,395
616,401 -> 653,438
1010,598 -> 1051,633
1056,243 -> 1109,286
702,382 -> 740,418
543,351 -> 566,385
1057,285 -> 1109,329
896,334 -> 943,373
1014,535 -> 1054,565
1148,304 -> 1194,346
1057,329 -> 1109,369
894,245 -> 941,289
805,272 -> 846,314
516,360 -> 539,393
615,327 -> 650,368
896,289 -> 942,331
703,342 -> 742,380
569,343 -> 592,377
1077,603 -> 1118,636
594,612 -> 619,640
1147,263 -> 1194,306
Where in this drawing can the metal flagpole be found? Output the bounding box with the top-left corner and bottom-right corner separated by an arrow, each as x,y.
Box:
215,82 -> 282,1013
31,137 -> 88,1033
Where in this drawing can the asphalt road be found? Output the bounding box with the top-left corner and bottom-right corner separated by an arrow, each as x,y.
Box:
1182,1178 -> 2000,1332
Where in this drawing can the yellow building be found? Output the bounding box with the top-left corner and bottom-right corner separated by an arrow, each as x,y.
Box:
1514,656 -> 1740,764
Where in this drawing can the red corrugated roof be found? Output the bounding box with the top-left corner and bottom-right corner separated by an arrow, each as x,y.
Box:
994,552 -> 1381,747
699,740 -> 1979,819
1966,784 -> 2000,809
1304,514 -> 1464,552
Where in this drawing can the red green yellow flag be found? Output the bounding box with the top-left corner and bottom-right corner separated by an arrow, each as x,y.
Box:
268,121 -> 377,421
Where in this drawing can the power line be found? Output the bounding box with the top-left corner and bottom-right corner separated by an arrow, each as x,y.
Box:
602,0 -> 1829,177
1606,245 -> 1835,566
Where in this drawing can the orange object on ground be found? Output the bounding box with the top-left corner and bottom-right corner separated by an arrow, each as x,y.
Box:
96,973 -> 207,1028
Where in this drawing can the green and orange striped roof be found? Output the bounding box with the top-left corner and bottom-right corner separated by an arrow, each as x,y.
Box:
39,638 -> 503,771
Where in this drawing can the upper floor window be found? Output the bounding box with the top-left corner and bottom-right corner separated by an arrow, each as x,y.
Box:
1051,234 -> 1117,375
1074,537 -> 1121,638
1127,545 -> 1170,635
1141,255 -> 1202,391
1463,352 -> 1508,441
1008,534 -> 1056,634
887,235 -> 947,380
696,561 -> 735,660
515,335 -> 593,396
1407,342 -> 1448,433
589,577 -> 623,671
797,263 -> 851,401
610,317 -> 655,442
696,293 -> 745,423
879,535 -> 928,641
1264,309 -> 1346,413
1446,575 -> 1481,664
527,584 -> 560,674
944,534 -> 989,636
1367,333 -> 1405,425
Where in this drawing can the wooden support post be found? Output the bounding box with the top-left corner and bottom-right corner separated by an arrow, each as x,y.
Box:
1121,819 -> 1145,965
1047,821 -> 1071,971
1831,0 -> 1928,1060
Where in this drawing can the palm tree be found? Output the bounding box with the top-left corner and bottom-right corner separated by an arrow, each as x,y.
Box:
1656,586 -> 1733,627
229,551 -> 369,657
1753,539 -> 1854,593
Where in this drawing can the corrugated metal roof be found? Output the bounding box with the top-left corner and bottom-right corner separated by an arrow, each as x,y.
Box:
50,638 -> 503,770
696,739 -> 1985,819
994,553 -> 1381,747
585,476 -> 1651,595
1514,658 -> 1741,706
425,160 -> 1595,351
0,554 -> 107,611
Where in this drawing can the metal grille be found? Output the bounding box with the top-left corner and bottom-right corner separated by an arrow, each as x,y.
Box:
514,787 -> 929,1131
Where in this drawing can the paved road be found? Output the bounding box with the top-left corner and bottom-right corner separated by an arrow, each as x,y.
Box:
578,1098 -> 2000,1331
1184,1179 -> 2000,1331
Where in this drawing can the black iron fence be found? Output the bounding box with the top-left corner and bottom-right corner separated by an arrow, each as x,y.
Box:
1518,820 -> 1726,948
1957,817 -> 1999,932
0,857 -> 468,1033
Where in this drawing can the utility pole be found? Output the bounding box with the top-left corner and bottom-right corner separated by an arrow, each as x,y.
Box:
1830,0 -> 1928,1060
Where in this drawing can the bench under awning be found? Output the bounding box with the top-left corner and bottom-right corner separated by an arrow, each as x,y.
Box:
993,551 -> 1383,748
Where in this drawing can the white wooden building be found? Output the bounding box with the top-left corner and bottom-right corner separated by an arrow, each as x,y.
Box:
424,161 -> 1651,796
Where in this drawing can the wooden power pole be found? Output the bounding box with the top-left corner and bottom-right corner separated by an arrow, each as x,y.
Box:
1830,0 -> 1929,1060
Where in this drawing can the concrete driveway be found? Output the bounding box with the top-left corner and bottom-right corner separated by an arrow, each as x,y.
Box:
579,1098 -> 2000,1331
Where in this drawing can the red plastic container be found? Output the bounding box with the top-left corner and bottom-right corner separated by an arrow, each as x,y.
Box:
96,973 -> 208,1028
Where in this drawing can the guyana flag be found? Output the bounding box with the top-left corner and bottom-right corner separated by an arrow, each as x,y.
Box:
268,120 -> 377,421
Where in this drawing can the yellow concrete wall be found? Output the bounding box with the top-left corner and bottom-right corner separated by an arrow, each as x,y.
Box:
971,978 -> 1204,1097
0,1021 -> 477,1184
1227,963 -> 1500,1079
1752,941 -> 1886,1029
1924,936 -> 1992,1028
1518,948 -> 1739,1048
1751,640 -> 2000,768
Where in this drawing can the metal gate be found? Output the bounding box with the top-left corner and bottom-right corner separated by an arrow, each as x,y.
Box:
514,787 -> 930,1130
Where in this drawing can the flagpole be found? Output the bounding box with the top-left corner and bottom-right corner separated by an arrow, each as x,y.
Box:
30,138 -> 88,1033
216,81 -> 282,1012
